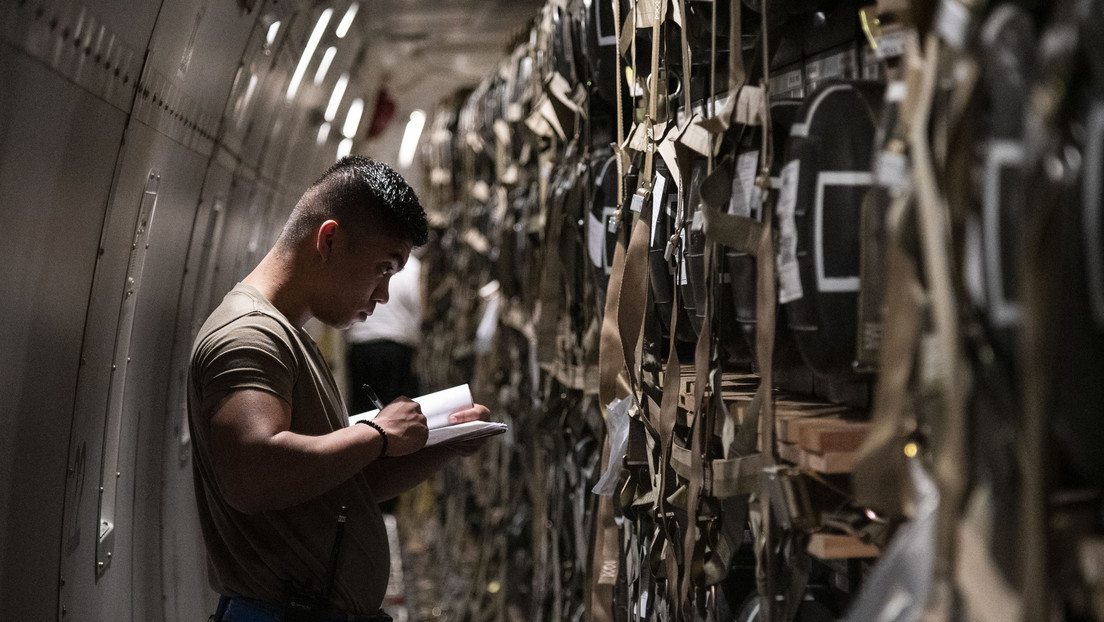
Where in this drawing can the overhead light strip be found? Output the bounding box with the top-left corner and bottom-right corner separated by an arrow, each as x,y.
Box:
336,3 -> 359,38
398,109 -> 426,167
286,8 -> 333,101
266,21 -> 281,46
325,73 -> 349,122
337,138 -> 354,160
315,46 -> 337,84
343,97 -> 365,138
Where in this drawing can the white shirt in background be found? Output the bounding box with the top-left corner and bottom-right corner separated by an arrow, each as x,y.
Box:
346,254 -> 421,347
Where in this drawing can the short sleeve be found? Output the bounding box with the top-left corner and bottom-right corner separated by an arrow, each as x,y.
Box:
193,313 -> 297,408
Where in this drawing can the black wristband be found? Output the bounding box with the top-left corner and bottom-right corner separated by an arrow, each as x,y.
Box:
356,420 -> 388,459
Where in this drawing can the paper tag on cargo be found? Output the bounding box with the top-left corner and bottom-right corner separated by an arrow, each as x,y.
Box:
776,159 -> 804,303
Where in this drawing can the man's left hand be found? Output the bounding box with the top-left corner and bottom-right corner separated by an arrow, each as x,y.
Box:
447,403 -> 491,425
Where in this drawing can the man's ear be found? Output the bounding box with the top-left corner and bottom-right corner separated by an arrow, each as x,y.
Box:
315,220 -> 339,261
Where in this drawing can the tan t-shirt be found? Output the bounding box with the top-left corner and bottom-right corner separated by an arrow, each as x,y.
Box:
188,283 -> 388,614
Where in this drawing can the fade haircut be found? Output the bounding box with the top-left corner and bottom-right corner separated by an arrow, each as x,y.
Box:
279,155 -> 428,251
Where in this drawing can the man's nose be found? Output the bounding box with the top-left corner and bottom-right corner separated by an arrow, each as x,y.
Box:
372,279 -> 390,303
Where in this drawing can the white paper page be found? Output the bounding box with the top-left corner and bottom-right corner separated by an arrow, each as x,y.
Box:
349,383 -> 473,429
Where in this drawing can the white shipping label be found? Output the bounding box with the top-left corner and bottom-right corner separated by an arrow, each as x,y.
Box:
729,150 -> 760,218
588,208 -> 615,268
691,210 -> 704,232
935,0 -> 970,49
776,159 -> 804,304
876,150 -> 910,191
778,262 -> 804,306
650,174 -> 668,246
875,29 -> 915,60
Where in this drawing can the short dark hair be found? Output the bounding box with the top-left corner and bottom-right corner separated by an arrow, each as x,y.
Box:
280,155 -> 428,250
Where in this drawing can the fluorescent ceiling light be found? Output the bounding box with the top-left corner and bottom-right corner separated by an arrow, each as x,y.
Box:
286,8 -> 333,101
398,109 -> 426,168
343,97 -> 364,138
266,21 -> 281,46
337,138 -> 354,160
314,46 -> 337,84
317,122 -> 331,145
325,73 -> 349,122
336,3 -> 359,38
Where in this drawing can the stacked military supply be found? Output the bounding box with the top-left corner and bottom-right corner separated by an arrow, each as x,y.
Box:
410,1 -> 1104,621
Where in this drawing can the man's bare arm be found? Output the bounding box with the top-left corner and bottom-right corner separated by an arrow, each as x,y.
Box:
207,390 -> 427,514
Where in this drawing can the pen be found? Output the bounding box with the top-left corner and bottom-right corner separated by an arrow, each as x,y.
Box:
362,383 -> 385,411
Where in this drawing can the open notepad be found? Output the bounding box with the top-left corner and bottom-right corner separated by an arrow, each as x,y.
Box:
348,384 -> 507,447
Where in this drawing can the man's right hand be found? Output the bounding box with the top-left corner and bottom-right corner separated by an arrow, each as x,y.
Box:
371,397 -> 428,456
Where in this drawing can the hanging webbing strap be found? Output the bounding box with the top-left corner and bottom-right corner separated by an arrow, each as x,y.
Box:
910,32 -> 970,614
587,437 -> 618,622
598,0 -> 666,408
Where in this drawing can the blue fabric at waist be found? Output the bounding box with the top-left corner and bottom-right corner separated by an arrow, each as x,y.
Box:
215,595 -> 392,622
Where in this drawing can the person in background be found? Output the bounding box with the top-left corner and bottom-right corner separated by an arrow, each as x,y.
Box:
346,250 -> 423,416
188,155 -> 490,622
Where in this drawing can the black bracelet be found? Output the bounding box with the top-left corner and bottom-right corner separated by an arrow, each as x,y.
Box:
356,420 -> 388,459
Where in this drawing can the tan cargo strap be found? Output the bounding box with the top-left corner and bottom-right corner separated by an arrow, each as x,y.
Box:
598,0 -> 666,408
910,32 -> 970,613
749,3 -> 783,621
587,436 -> 619,622
680,239 -> 717,608
594,4 -> 667,617
590,2 -> 628,620
852,197 -> 922,516
852,33 -> 925,518
535,148 -> 572,366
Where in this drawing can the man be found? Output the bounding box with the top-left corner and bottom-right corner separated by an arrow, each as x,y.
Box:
188,155 -> 490,622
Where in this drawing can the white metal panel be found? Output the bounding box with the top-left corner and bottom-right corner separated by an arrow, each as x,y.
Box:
59,120 -> 207,622
236,11 -> 302,169
124,146 -> 211,622
130,0 -> 258,158
220,15 -> 284,158
0,0 -> 157,113
144,0 -> 255,118
0,50 -> 128,622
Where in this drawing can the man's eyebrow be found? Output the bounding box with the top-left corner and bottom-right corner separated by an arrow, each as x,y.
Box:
388,252 -> 406,270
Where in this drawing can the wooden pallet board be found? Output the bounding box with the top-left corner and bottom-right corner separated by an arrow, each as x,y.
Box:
789,417 -> 870,454
777,441 -> 858,474
774,404 -> 855,443
807,533 -> 880,559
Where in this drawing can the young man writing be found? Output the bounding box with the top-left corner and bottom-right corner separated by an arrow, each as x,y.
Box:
188,155 -> 490,621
